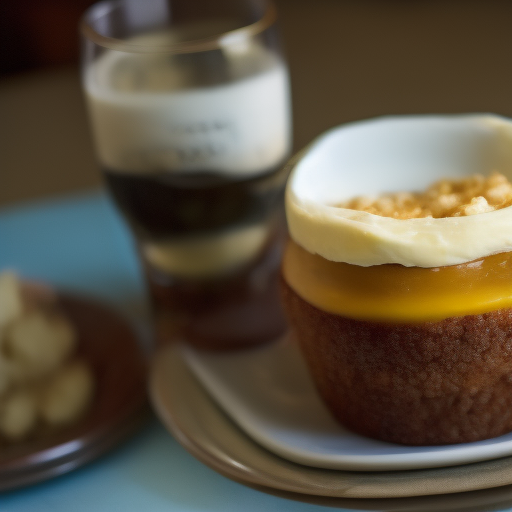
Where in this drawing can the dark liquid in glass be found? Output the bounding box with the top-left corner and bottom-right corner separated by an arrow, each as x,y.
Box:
104,164 -> 289,349
104,164 -> 287,238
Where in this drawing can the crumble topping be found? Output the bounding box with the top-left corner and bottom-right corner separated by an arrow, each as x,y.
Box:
340,172 -> 512,219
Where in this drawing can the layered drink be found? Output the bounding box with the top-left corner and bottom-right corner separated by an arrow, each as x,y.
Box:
82,9 -> 292,350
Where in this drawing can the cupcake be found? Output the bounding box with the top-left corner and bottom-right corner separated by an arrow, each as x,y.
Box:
281,115 -> 512,445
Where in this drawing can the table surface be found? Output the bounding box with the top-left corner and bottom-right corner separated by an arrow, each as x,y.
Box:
0,192 -> 352,512
4,1 -> 512,510
3,192 -> 512,512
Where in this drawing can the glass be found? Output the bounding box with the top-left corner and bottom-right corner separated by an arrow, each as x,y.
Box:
80,0 -> 292,350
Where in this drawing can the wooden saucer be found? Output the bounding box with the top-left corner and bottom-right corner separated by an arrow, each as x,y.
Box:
0,294 -> 150,491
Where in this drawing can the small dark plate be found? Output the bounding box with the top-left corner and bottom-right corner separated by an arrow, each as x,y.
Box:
0,294 -> 150,492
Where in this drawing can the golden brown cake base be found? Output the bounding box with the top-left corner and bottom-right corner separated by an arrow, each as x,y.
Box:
281,278 -> 512,445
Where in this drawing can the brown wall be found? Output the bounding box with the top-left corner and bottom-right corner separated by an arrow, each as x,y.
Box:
2,0 -> 512,206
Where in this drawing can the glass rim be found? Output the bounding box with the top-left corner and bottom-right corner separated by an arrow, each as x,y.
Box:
80,0 -> 277,54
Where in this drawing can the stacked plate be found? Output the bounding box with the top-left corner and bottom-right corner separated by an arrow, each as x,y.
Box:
150,336 -> 512,511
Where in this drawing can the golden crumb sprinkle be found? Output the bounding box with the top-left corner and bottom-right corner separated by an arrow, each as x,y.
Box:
340,172 -> 512,219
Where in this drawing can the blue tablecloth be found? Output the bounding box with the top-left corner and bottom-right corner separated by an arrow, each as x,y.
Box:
6,192 -> 512,512
0,191 -> 336,512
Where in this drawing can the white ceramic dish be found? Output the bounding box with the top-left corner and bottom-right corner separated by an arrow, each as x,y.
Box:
151,342 -> 512,504
182,335 -> 512,471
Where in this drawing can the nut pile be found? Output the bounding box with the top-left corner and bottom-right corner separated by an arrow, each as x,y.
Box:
340,172 -> 512,219
0,272 -> 94,441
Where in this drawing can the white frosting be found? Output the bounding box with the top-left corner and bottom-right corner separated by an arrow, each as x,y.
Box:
84,33 -> 291,176
286,115 -> 512,268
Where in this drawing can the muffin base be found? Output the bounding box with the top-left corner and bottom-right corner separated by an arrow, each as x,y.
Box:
281,279 -> 512,445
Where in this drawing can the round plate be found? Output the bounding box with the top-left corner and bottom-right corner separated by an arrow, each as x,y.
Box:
150,343 -> 512,510
0,294 -> 150,491
180,336 -> 512,471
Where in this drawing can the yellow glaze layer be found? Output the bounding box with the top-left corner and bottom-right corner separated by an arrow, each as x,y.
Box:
282,239 -> 512,322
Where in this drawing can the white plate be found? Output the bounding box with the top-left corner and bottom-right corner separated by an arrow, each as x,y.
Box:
182,335 -> 512,472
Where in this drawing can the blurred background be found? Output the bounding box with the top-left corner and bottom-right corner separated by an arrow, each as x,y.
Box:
2,0 -> 512,207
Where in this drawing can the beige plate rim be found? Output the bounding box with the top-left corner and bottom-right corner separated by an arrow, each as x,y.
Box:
150,343 -> 512,511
